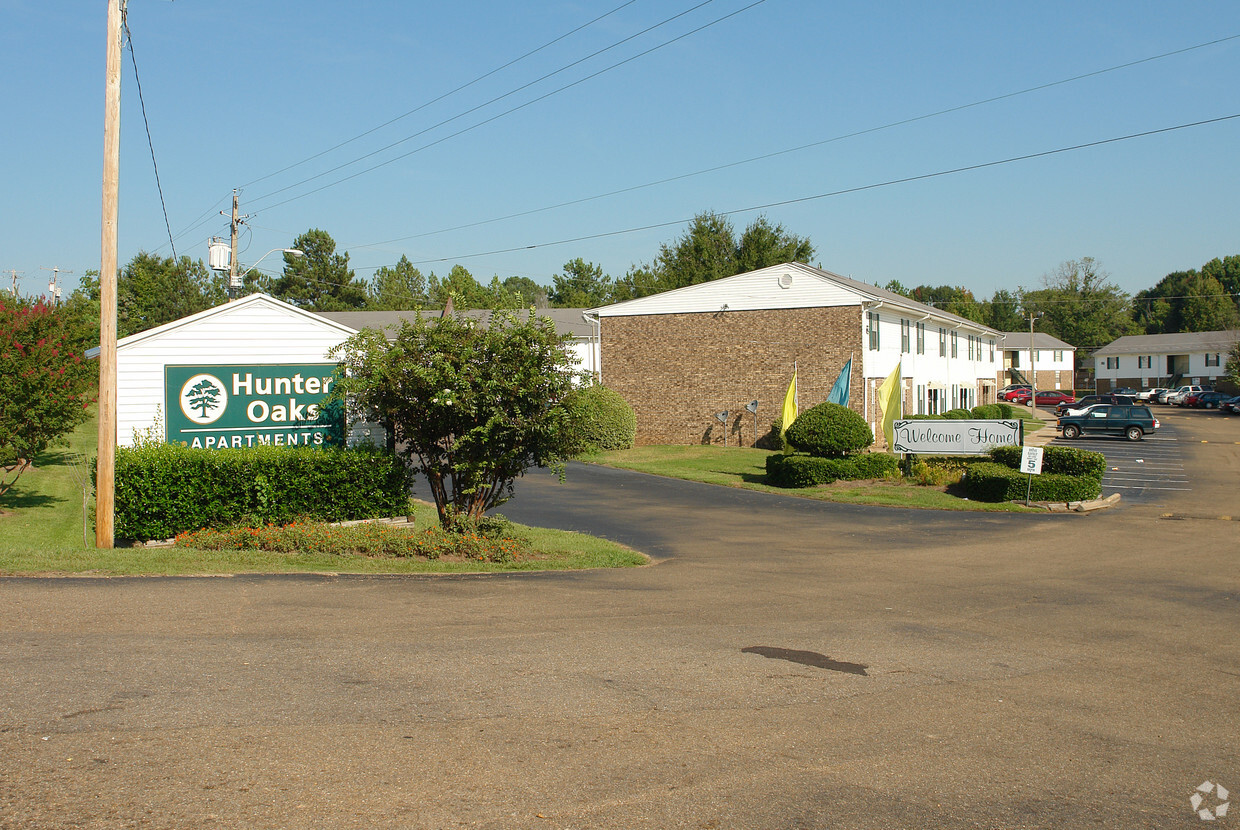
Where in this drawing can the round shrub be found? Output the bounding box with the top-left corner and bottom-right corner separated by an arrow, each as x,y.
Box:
559,383 -> 636,454
784,402 -> 873,458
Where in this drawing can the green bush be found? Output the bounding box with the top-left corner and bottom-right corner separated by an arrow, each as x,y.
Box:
765,452 -> 898,487
108,444 -> 410,542
941,408 -> 972,420
970,404 -> 1005,419
988,445 -> 1106,480
962,461 -> 1101,502
785,402 -> 873,458
995,402 -> 1015,419
559,383 -> 637,454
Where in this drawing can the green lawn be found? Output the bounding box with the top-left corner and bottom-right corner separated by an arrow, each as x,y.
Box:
0,417 -> 645,576
584,444 -> 1042,512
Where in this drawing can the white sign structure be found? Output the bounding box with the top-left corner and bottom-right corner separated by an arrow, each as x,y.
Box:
891,420 -> 1023,456
1021,446 -> 1044,475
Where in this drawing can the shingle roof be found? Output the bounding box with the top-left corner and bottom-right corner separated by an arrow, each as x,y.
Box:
1092,329 -> 1240,356
996,332 -> 1075,350
313,307 -> 594,340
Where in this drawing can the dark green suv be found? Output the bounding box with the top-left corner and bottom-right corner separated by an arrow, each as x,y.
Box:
1057,404 -> 1159,441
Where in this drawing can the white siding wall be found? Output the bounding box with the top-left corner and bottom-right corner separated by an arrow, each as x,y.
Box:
116,300 -> 356,447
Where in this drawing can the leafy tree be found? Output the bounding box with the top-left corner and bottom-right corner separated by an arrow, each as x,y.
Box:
735,216 -> 814,274
1225,340 -> 1240,387
0,297 -> 97,497
269,229 -> 366,310
897,285 -> 984,323
368,255 -> 429,310
328,311 -> 578,526
79,253 -> 226,338
1201,255 -> 1240,313
550,259 -> 613,308
428,264 -> 487,309
981,289 -> 1025,331
1023,257 -> 1138,348
500,276 -> 549,309
1134,260 -> 1240,333
614,211 -> 816,300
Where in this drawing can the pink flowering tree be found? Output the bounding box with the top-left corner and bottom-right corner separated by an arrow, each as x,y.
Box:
0,297 -> 97,497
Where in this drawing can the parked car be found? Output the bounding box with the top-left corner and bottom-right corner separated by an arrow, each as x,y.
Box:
1136,388 -> 1167,403
1112,387 -> 1139,396
1057,404 -> 1160,441
997,384 -> 1031,401
1156,389 -> 1178,404
1169,385 -> 1211,406
1220,395 -> 1240,415
1055,393 -> 1134,416
1010,389 -> 1075,407
1189,391 -> 1231,409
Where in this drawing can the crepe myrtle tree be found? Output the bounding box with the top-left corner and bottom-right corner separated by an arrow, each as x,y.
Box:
328,311 -> 579,527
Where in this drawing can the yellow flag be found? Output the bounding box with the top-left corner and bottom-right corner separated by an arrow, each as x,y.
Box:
780,370 -> 798,437
877,362 -> 902,452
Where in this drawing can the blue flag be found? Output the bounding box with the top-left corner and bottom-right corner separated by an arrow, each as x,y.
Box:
827,358 -> 852,405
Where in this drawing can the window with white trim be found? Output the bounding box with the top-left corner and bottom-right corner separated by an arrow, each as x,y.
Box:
950,331 -> 958,359
900,318 -> 910,353
916,321 -> 925,355
939,327 -> 947,357
1206,352 -> 1221,367
867,311 -> 880,351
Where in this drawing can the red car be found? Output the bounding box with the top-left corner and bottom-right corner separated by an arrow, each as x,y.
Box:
1009,389 -> 1076,407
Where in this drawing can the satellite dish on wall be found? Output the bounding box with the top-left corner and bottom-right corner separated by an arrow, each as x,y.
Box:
777,273 -> 794,289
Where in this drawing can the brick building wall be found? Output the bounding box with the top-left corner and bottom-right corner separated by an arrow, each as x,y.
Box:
601,306 -> 863,446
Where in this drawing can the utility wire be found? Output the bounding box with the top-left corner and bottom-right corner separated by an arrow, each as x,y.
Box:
241,0 -> 641,189
124,17 -> 177,261
248,0 -> 762,211
351,32 -> 1240,250
387,113 -> 1240,268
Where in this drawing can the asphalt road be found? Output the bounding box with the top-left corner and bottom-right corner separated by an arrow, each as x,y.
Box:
2,412 -> 1237,829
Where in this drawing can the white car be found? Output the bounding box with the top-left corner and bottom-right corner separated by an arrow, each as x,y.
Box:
1166,385 -> 1208,406
1136,388 -> 1166,403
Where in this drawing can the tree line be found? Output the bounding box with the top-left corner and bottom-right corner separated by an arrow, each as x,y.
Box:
56,211 -> 1238,348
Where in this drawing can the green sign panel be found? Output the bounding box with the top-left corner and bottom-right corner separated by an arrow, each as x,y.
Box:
164,364 -> 344,449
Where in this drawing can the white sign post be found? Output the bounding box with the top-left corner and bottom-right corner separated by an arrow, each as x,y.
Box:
1021,445 -> 1044,505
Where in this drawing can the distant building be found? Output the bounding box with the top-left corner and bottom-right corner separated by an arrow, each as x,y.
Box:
1092,329 -> 1240,392
996,332 -> 1076,391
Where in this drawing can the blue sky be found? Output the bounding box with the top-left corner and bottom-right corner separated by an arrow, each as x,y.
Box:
4,1 -> 1239,300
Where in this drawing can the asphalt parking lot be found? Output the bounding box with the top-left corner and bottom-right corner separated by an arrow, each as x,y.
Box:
1046,410 -> 1190,505
2,408 -> 1237,829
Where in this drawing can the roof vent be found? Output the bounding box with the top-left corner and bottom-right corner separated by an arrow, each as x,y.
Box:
777,273 -> 793,289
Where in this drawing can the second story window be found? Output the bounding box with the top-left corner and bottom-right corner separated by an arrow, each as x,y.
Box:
867,311 -> 880,350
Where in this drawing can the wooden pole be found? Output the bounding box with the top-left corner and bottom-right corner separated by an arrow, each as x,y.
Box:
95,0 -> 123,549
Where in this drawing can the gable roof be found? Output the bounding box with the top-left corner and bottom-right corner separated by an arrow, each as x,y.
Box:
87,293 -> 361,358
997,332 -> 1075,351
1092,329 -> 1240,357
591,262 -> 997,334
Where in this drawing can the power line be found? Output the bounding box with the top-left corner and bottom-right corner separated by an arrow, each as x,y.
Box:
348,32 -> 1240,251
123,16 -> 177,261
240,0 -> 642,189
247,0 -> 766,212
383,112 -> 1240,269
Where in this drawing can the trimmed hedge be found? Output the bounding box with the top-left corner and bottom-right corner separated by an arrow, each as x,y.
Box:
988,445 -> 1106,480
560,383 -> 637,454
785,402 -> 873,458
962,461 -> 1102,503
108,444 -> 410,541
766,452 -> 900,487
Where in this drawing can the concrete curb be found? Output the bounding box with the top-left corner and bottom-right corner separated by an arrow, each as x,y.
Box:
1015,492 -> 1122,513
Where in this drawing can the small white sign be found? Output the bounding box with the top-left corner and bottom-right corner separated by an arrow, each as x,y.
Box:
1021,446 -> 1044,475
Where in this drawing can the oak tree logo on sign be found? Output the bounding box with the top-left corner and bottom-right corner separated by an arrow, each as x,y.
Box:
179,373 -> 228,425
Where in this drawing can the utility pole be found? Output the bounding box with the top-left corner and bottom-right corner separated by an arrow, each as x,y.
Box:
40,267 -> 73,305
1027,312 -> 1043,412
96,0 -> 125,550
223,189 -> 251,300
8,270 -> 18,296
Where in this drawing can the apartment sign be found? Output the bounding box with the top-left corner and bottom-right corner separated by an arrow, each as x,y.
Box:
892,419 -> 1023,455
165,363 -> 344,449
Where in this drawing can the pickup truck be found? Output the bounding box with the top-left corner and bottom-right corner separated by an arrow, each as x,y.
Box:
1057,404 -> 1159,441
